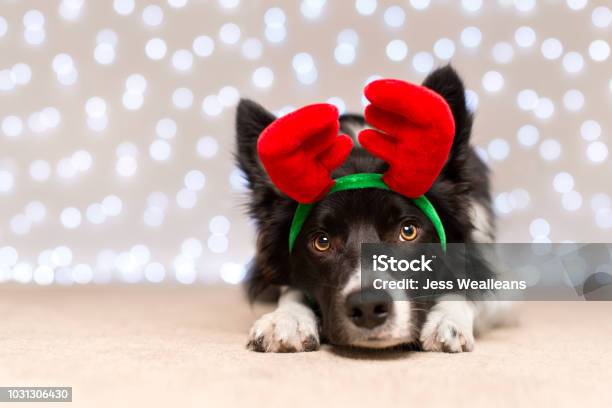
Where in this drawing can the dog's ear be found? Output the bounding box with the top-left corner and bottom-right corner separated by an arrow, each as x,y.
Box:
422,65 -> 475,186
235,99 -> 294,301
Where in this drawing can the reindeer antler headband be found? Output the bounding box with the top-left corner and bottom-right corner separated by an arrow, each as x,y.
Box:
256,79 -> 455,252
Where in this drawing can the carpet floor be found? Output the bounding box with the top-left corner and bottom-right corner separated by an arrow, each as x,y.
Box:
1,286 -> 611,408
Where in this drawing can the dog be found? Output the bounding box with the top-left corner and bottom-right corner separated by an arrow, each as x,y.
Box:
235,65 -> 510,353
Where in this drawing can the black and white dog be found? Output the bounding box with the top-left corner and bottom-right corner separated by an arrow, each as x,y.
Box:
236,66 -> 509,353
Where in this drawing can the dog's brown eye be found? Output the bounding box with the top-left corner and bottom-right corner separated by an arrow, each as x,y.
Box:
312,234 -> 331,252
399,224 -> 418,241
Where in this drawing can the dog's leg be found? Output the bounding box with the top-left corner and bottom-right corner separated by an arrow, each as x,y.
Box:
247,288 -> 320,352
420,295 -> 475,353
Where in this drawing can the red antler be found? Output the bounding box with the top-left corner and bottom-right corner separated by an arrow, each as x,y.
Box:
257,103 -> 354,203
358,79 -> 455,198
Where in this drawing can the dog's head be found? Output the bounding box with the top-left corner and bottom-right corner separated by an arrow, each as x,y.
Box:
235,66 -> 491,348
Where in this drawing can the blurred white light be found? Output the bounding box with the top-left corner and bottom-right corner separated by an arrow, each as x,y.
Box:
182,238 -> 203,259
145,263 -> 165,283
0,70 -> 15,91
57,69 -> 78,86
71,150 -> 92,171
589,40 -> 610,62
264,7 -> 286,26
116,156 -> 137,177
94,43 -> 116,65
184,170 -> 206,191
33,266 -> 54,285
337,29 -> 359,47
131,245 -> 151,265
10,214 -> 31,235
172,49 -> 194,71
592,6 -> 612,28
168,0 -> 188,7
147,192 -> 169,210
72,264 -> 93,284
383,6 -> 405,27
122,91 -> 144,110
219,23 -> 241,45
300,0 -> 326,19
156,118 -> 177,139
541,38 -> 563,60
145,38 -> 167,60
102,195 -> 123,216
492,42 -> 514,63
11,63 -> 32,85
142,5 -> 164,27
29,160 -> 51,182
539,139 -> 561,160
580,120 -> 601,141
220,262 -> 246,284
202,95 -> 223,116
143,207 -> 165,227
562,51 -> 584,73
86,203 -> 106,224
297,68 -> 318,87
193,35 -> 215,57
511,189 -> 530,209
514,26 -> 536,48
529,218 -> 550,238
355,0 -> 377,15
265,25 -> 286,43
488,138 -> 510,160
176,188 -> 197,209
40,107 -> 61,128
197,136 -> 219,159
86,116 -> 108,132
85,97 -> 107,118
116,142 -> 138,158
218,86 -> 240,107
534,97 -> 555,120
562,191 -> 583,211
566,0 -> 587,10
209,215 -> 231,234
327,97 -> 346,114
586,142 -> 608,163
208,234 -> 228,253
96,29 -> 118,47
412,52 -> 434,74
0,17 -> 7,38
28,112 -> 46,134
433,38 -> 455,60
596,208 -> 612,229
386,40 -> 408,62
252,67 -> 274,88
24,28 -> 45,45
591,193 -> 611,212
23,9 -> 45,29
514,0 -> 535,12
12,263 -> 33,284
517,89 -> 538,110
0,170 -> 15,193
292,52 -> 315,74
174,256 -> 196,284
482,71 -> 504,92
172,87 -> 194,109
461,26 -> 482,48
553,172 -> 574,193
465,89 -> 479,112
60,207 -> 82,229
150,140 -> 171,161
2,115 -> 24,138
410,0 -> 431,9
335,44 -> 356,65
241,38 -> 262,60
114,0 -> 135,15
0,247 -> 18,267
462,0 -> 483,12
25,201 -> 46,223
562,89 -> 584,111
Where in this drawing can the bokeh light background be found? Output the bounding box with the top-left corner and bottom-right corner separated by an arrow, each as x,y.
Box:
0,0 -> 610,286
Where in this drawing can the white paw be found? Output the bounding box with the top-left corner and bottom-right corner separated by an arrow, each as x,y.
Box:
420,311 -> 475,353
247,307 -> 319,353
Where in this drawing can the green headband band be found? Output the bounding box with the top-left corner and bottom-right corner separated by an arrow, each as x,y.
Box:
288,173 -> 446,252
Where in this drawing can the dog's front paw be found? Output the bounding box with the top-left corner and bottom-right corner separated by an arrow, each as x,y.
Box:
420,312 -> 475,353
247,307 -> 320,353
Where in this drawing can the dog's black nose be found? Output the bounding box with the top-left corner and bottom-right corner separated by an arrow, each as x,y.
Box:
345,289 -> 393,329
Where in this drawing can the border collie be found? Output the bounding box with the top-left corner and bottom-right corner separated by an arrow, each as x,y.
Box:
236,65 -> 509,352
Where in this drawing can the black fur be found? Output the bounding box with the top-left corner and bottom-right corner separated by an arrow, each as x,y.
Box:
235,66 -> 495,345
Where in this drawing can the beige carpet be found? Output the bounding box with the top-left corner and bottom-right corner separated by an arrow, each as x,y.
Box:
1,286 -> 611,408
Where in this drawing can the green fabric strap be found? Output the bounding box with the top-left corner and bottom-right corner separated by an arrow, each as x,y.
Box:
288,173 -> 447,252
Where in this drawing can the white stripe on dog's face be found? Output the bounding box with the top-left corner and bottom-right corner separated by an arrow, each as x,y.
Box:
334,266 -> 416,348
